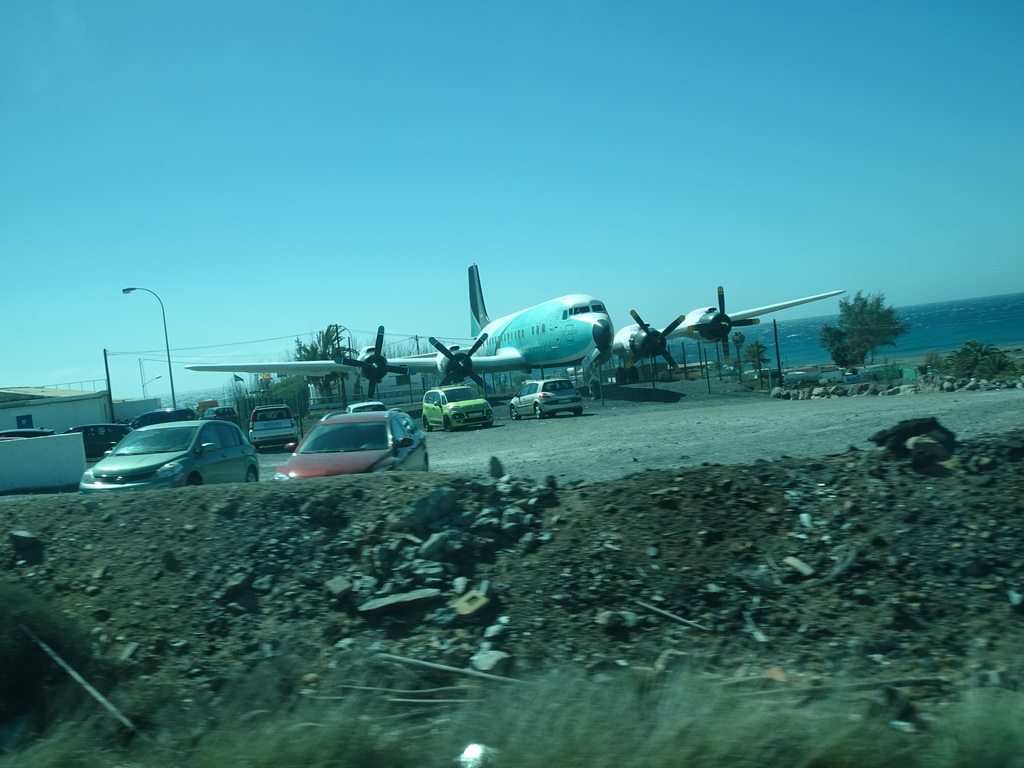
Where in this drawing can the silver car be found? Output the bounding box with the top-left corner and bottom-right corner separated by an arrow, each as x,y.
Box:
509,378 -> 584,420
248,404 -> 299,449
79,421 -> 258,492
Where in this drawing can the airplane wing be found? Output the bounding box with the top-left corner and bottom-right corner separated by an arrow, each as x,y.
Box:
186,361 -> 359,376
185,347 -> 530,378
728,290 -> 846,321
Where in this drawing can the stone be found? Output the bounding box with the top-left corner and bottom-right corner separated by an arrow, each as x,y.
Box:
9,530 -> 44,564
325,576 -> 353,598
357,588 -> 443,613
469,649 -> 513,675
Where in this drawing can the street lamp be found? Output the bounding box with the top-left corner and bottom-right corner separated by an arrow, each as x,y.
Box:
122,287 -> 177,407
142,374 -> 162,399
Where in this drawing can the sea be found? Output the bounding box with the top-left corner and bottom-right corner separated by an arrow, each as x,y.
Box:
703,291 -> 1024,371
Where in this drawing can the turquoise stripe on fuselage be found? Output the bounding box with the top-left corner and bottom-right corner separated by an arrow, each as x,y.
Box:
479,296 -> 610,367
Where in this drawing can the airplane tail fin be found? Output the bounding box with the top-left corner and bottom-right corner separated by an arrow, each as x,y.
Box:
468,264 -> 491,336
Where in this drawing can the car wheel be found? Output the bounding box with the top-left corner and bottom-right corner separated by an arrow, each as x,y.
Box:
443,417 -> 453,432
573,408 -> 583,416
534,403 -> 545,420
187,473 -> 203,485
245,467 -> 258,483
423,416 -> 433,432
510,403 -> 520,421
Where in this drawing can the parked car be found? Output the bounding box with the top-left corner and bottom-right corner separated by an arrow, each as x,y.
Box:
421,385 -> 493,432
344,400 -> 388,414
79,420 -> 258,492
63,423 -> 133,458
0,428 -> 56,440
274,411 -> 427,479
201,406 -> 239,422
509,378 -> 584,420
248,404 -> 299,449
131,408 -> 197,429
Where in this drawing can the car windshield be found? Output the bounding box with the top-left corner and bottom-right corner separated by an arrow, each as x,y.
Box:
299,423 -> 389,453
113,426 -> 196,455
444,388 -> 480,403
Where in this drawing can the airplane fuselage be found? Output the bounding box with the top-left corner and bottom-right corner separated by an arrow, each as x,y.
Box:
477,294 -> 612,369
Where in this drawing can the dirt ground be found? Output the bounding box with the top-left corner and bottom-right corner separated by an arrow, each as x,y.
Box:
2,378 -> 1024,729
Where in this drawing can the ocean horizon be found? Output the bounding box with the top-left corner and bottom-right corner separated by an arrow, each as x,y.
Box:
703,290 -> 1024,371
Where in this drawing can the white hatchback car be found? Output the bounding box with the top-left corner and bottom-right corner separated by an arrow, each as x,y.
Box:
509,378 -> 584,420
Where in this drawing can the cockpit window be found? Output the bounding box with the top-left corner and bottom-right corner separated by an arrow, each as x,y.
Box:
591,302 -> 606,313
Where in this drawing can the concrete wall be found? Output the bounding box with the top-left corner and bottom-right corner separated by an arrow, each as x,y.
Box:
0,433 -> 86,493
0,391 -> 111,432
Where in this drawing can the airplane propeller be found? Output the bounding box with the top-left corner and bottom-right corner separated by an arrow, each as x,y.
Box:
686,286 -> 760,362
336,325 -> 409,399
626,310 -> 686,369
429,334 -> 489,388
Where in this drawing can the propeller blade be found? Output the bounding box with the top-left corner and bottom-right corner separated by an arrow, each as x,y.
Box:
721,339 -> 731,363
467,333 -> 488,356
428,337 -> 456,361
469,372 -> 487,390
717,285 -> 726,315
733,318 -> 760,327
629,309 -> 651,332
367,380 -> 377,399
661,350 -> 678,369
373,326 -> 385,355
662,315 -> 685,336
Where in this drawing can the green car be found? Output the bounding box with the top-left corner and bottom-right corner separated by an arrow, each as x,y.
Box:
421,385 -> 493,432
79,420 -> 258,492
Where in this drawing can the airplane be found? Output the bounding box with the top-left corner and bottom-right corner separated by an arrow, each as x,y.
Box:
186,265 -> 615,396
185,265 -> 843,394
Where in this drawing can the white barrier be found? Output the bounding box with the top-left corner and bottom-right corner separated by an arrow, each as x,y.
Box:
0,434 -> 86,493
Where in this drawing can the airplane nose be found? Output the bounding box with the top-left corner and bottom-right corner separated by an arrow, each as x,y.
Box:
592,318 -> 612,352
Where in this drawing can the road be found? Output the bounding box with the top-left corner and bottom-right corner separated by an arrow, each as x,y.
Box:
256,387 -> 1024,484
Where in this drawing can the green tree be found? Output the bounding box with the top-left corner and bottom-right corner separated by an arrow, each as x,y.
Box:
742,341 -> 769,378
818,291 -> 910,367
294,324 -> 355,405
942,340 -> 1017,378
731,331 -> 746,380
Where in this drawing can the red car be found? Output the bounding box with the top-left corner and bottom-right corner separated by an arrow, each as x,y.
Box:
272,411 -> 428,480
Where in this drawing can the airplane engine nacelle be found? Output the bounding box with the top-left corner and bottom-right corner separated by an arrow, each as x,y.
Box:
611,326 -> 646,363
690,309 -> 730,343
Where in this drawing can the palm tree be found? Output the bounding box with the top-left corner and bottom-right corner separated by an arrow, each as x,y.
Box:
942,340 -> 1016,378
742,341 -> 769,381
731,331 -> 746,381
294,324 -> 355,405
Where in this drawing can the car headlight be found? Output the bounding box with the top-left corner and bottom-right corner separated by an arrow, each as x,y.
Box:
80,469 -> 95,483
155,462 -> 185,478
273,471 -> 291,481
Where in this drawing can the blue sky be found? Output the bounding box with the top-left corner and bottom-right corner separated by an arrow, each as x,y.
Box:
2,1 -> 1022,402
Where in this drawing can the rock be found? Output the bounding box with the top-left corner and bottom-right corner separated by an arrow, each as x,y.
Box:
357,588 -> 443,613
9,530 -> 44,564
469,649 -> 513,675
489,456 -> 505,478
391,488 -> 457,535
325,576 -> 353,598
869,417 -> 956,458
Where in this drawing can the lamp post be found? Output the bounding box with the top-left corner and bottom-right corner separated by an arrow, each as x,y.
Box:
123,287 -> 177,407
142,375 -> 162,399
